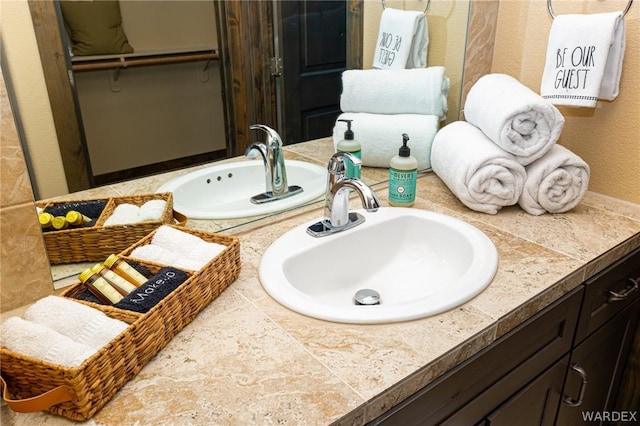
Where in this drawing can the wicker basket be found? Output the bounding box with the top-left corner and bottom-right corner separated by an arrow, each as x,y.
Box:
0,226 -> 241,420
37,193 -> 184,264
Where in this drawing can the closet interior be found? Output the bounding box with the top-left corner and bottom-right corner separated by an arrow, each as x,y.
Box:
59,0 -> 227,184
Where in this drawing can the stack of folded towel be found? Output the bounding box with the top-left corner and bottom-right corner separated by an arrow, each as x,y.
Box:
103,199 -> 167,226
1,296 -> 128,367
431,73 -> 590,215
129,225 -> 226,271
332,67 -> 450,170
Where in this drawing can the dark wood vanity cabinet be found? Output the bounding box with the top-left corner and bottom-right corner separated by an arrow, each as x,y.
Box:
556,247 -> 640,425
369,247 -> 640,426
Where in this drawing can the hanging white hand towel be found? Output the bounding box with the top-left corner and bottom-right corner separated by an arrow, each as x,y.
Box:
540,12 -> 625,107
372,8 -> 428,69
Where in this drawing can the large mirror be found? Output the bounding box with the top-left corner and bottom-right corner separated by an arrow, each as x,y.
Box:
7,0 -> 470,195
2,0 -> 476,276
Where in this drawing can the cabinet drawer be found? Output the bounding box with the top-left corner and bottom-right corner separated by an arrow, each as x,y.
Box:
369,287 -> 583,426
575,247 -> 640,344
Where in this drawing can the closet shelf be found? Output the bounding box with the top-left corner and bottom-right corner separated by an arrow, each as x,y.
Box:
71,49 -> 219,72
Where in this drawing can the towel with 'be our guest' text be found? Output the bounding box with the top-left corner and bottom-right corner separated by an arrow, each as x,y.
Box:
540,12 -> 626,107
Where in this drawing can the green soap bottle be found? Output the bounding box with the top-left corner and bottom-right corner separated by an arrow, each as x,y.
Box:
388,133 -> 418,207
336,119 -> 361,179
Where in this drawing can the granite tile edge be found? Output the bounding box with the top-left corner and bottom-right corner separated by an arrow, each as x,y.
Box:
580,234 -> 640,281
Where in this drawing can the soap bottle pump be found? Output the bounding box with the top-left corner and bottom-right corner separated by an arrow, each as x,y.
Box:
388,133 -> 418,207
336,119 -> 361,179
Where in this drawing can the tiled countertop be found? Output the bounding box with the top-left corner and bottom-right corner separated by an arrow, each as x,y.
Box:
3,140 -> 640,425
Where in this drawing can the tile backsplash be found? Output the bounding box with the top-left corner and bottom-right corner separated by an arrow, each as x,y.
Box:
1,68 -> 53,311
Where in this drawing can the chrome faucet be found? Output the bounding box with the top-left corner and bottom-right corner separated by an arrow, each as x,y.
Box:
307,152 -> 381,237
245,124 -> 303,204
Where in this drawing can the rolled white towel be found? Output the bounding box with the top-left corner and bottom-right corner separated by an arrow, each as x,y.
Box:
1,316 -> 96,368
431,121 -> 527,215
340,67 -> 450,120
130,244 -> 177,266
24,296 -> 128,350
464,74 -> 565,165
138,200 -> 167,222
103,203 -> 140,226
173,258 -> 210,272
151,226 -> 226,270
519,144 -> 590,215
178,243 -> 227,271
332,113 -> 439,170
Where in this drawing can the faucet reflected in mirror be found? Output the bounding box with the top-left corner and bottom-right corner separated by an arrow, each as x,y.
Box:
245,125 -> 304,204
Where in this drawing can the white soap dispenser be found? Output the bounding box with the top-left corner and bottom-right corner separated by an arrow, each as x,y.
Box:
388,133 -> 418,207
336,119 -> 361,179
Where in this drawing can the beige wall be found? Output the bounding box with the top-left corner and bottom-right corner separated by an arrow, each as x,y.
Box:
1,0 -> 69,199
1,66 -> 54,312
491,0 -> 640,203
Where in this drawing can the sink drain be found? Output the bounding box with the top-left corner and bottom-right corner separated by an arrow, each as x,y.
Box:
354,289 -> 381,306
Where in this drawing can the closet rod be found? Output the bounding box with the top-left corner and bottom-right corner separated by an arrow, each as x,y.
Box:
72,51 -> 219,72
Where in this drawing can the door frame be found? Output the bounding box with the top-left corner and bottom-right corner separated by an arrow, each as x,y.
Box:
28,0 -> 363,192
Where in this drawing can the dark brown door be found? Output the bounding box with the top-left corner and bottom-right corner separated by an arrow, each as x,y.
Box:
278,0 -> 346,145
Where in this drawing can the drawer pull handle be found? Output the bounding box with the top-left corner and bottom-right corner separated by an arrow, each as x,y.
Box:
608,277 -> 639,302
564,363 -> 588,407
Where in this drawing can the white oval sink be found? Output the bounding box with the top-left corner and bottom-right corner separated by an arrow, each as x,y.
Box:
157,160 -> 327,219
259,208 -> 498,324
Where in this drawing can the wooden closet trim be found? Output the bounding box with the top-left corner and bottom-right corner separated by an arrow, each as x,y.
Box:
28,0 -> 93,193
216,0 -> 276,157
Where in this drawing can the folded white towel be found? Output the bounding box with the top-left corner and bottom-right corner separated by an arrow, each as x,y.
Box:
540,12 -> 625,107
104,200 -> 166,226
1,317 -> 95,368
372,8 -> 428,69
151,226 -> 218,257
133,226 -> 226,271
332,113 -> 439,170
24,296 -> 128,350
174,258 -> 212,272
103,203 -> 140,226
138,200 -> 167,221
130,244 -> 177,266
431,121 -> 527,215
340,68 -> 449,120
519,144 -> 590,215
464,74 -> 565,166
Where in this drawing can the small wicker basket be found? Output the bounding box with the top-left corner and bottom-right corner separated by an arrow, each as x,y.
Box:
37,192 -> 184,264
0,225 -> 241,420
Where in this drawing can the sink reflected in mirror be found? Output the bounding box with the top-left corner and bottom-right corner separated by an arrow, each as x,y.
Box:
157,160 -> 327,219
259,207 -> 498,324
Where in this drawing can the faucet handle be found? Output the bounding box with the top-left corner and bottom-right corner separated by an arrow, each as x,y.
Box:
250,124 -> 283,148
328,152 -> 362,176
